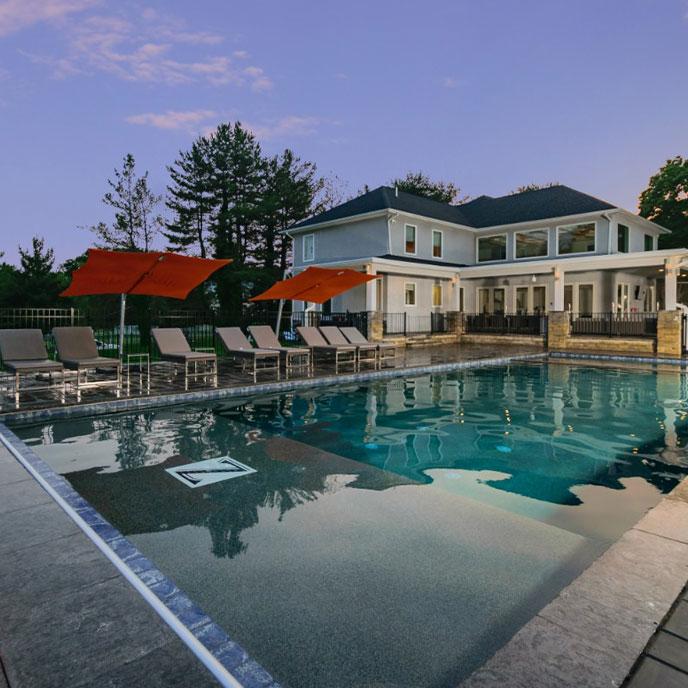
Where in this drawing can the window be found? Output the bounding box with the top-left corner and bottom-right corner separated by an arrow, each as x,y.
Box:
557,222 -> 596,255
302,234 -> 315,262
533,286 -> 546,313
432,281 -> 442,307
432,229 -> 443,258
516,287 -> 529,313
477,234 -> 507,262
644,234 -> 654,251
578,284 -> 593,317
617,224 -> 629,253
404,282 -> 416,306
515,229 -> 548,259
404,225 -> 416,254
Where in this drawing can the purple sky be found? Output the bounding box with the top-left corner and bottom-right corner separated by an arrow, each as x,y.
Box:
1,0 -> 687,265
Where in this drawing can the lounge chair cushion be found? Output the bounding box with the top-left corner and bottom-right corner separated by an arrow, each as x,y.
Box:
216,328 -> 278,359
162,351 -> 217,363
3,359 -> 63,373
151,328 -> 192,356
297,326 -> 354,350
320,326 -> 376,351
0,329 -> 50,362
60,356 -> 120,370
52,327 -> 100,361
248,326 -> 310,355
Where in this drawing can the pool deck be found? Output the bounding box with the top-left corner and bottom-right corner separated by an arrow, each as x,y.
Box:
1,344 -> 688,688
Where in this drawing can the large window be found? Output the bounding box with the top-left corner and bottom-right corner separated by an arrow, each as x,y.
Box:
557,222 -> 596,255
644,234 -> 654,251
302,234 -> 315,262
617,224 -> 629,253
432,281 -> 442,307
515,229 -> 548,259
404,225 -> 416,254
432,229 -> 443,258
404,282 -> 416,306
477,234 -> 507,262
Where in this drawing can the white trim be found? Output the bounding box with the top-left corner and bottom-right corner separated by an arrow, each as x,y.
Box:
514,227 -> 550,261
432,228 -> 444,259
302,233 -> 315,262
404,224 -> 417,256
404,281 -> 417,307
476,232 -> 508,263
556,221 -> 597,257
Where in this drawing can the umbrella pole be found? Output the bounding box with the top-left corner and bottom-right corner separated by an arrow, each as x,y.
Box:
275,298 -> 285,338
118,293 -> 126,358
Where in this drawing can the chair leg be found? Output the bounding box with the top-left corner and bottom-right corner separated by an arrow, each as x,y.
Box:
184,361 -> 189,391
14,371 -> 19,409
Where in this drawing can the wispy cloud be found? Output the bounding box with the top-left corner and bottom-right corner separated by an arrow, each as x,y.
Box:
11,5 -> 271,90
442,76 -> 459,89
247,116 -> 321,140
0,0 -> 97,37
126,109 -> 217,131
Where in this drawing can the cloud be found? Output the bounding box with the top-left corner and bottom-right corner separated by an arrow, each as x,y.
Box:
0,0 -> 97,37
126,109 -> 217,131
13,5 -> 270,90
442,76 -> 459,89
247,116 -> 321,140
232,50 -> 249,59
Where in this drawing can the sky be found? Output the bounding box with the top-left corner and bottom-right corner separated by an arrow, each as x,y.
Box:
0,0 -> 687,265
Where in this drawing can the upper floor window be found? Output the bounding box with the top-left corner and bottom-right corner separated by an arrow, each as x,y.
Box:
477,234 -> 507,262
432,229 -> 443,258
515,229 -> 548,259
617,224 -> 629,253
303,233 -> 315,262
557,222 -> 596,255
404,224 -> 416,254
644,234 -> 654,251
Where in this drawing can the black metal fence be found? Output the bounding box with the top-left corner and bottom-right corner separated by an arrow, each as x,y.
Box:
463,313 -> 547,336
383,312 -> 447,336
570,312 -> 658,338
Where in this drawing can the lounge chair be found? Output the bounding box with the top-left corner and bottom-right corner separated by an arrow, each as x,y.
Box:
296,326 -> 356,372
340,326 -> 397,368
0,329 -> 65,408
248,325 -> 311,377
52,327 -> 121,402
215,327 -> 280,382
319,326 -> 377,370
151,328 -> 218,391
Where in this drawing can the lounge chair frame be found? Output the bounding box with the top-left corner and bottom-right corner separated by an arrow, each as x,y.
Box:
339,326 -> 398,369
151,328 -> 218,391
215,328 -> 280,382
319,326 -> 377,371
297,326 -> 356,373
247,326 -> 312,378
52,327 -> 122,402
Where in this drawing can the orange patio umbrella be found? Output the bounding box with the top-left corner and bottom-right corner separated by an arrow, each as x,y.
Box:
250,266 -> 379,334
61,248 -> 231,355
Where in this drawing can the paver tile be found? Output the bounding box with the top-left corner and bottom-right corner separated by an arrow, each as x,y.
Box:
0,477 -> 52,515
665,601 -> 688,641
625,656 -> 688,688
647,630 -> 688,673
0,501 -> 79,554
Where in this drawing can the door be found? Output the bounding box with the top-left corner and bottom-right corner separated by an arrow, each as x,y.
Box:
516,287 -> 529,314
578,284 -> 593,317
564,285 -> 574,312
617,283 -> 630,313
478,288 -> 490,314
533,286 -> 546,313
493,288 -> 506,314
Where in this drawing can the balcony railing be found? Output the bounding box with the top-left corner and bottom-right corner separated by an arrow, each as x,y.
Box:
569,312 -> 657,338
463,312 -> 547,336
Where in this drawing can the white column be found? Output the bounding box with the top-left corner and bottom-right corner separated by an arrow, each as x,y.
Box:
452,274 -> 462,311
665,260 -> 678,310
365,265 -> 377,312
553,266 -> 565,310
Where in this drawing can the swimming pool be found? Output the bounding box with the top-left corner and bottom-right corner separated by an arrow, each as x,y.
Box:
14,361 -> 688,687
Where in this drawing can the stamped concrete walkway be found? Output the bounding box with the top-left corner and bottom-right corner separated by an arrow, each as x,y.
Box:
0,443 -> 219,688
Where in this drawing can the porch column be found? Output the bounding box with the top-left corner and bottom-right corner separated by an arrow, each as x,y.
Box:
552,266 -> 565,310
665,260 -> 678,311
365,265 -> 377,312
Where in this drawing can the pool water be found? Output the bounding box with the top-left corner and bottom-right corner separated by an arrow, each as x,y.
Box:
15,362 -> 688,688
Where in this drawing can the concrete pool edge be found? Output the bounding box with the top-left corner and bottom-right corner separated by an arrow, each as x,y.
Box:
459,475 -> 688,688
0,422 -> 280,688
0,351 -> 546,426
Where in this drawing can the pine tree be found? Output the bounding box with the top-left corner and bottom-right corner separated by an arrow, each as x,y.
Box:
164,138 -> 213,258
87,153 -> 162,251
16,236 -> 61,306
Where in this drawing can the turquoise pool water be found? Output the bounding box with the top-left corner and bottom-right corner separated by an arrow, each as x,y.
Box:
15,362 -> 688,687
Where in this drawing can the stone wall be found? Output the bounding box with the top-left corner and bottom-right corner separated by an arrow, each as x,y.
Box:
657,310 -> 682,358
547,311 -> 570,350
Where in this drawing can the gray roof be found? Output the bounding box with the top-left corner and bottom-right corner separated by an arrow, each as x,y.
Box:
292,184 -> 617,231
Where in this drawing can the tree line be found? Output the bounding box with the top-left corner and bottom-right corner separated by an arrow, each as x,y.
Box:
1,137 -> 686,317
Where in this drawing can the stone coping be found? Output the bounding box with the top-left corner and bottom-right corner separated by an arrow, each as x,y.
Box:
460,475 -> 688,687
